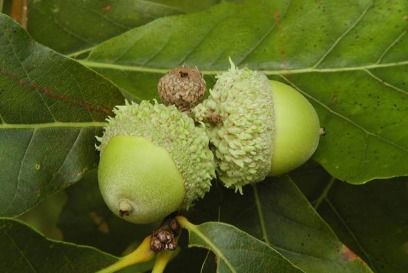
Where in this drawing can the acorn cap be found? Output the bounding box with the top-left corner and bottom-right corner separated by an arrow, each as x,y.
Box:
158,67 -> 206,112
193,63 -> 274,192
193,63 -> 320,192
97,101 -> 215,223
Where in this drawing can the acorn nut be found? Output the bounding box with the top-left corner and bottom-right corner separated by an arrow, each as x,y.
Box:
96,101 -> 215,224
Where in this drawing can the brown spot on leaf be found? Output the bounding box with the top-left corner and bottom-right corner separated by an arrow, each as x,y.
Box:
102,4 -> 112,12
340,245 -> 358,261
273,10 -> 281,25
272,9 -> 289,67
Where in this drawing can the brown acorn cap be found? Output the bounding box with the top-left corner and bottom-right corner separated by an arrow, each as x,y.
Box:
158,67 -> 206,112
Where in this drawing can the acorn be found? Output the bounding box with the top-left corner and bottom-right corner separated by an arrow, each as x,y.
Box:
158,67 -> 206,112
96,101 -> 215,224
193,63 -> 320,192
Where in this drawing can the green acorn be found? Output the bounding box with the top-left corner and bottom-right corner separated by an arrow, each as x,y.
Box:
193,63 -> 320,192
96,101 -> 215,224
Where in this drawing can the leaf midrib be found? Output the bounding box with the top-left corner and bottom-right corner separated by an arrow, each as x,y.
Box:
0,121 -> 106,129
324,199 -> 377,271
78,59 -> 408,75
78,58 -> 408,159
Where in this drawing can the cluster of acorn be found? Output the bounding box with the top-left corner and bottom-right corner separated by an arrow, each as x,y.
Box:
96,61 -> 321,227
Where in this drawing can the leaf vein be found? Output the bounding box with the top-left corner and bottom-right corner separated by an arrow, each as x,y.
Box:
4,31 -> 57,121
85,8 -> 129,30
49,128 -> 82,186
141,33 -> 172,66
313,3 -> 373,68
5,231 -> 38,272
376,29 -> 407,64
325,199 -> 377,271
237,0 -> 292,65
191,227 -> 237,273
252,184 -> 271,245
70,68 -> 95,121
365,69 -> 408,96
32,6 -> 93,45
178,17 -> 228,65
0,121 -> 105,129
7,129 -> 37,214
280,75 -> 408,154
111,36 -> 145,64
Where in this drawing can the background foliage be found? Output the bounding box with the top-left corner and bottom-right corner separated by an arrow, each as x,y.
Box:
0,0 -> 407,272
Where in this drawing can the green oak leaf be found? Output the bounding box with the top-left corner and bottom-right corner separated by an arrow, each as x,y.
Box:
0,13 -> 124,217
0,217 -> 152,273
0,217 -> 115,273
187,177 -> 374,273
27,0 -> 224,55
179,218 -> 304,273
318,179 -> 408,273
293,166 -> 408,273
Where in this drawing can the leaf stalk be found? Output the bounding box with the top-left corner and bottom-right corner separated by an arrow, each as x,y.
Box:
96,236 -> 155,273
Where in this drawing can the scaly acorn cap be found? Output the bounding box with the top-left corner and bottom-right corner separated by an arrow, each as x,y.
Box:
96,101 -> 215,224
158,67 -> 206,112
193,63 -> 274,192
193,62 -> 320,193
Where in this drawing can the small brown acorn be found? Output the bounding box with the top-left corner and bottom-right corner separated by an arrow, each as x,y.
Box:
158,67 -> 206,112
